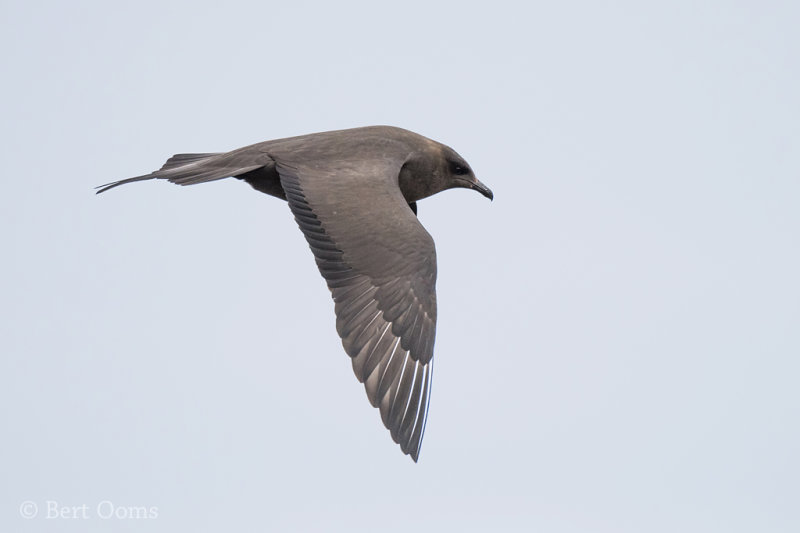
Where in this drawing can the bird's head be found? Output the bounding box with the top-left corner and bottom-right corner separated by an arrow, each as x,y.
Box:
399,143 -> 493,203
440,150 -> 493,201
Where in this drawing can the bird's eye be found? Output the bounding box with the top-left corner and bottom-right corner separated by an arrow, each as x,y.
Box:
452,163 -> 469,175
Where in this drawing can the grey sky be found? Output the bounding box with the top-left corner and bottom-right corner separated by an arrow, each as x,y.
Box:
2,1 -> 799,531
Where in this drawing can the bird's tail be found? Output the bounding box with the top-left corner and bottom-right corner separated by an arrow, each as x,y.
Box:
95,152 -> 265,194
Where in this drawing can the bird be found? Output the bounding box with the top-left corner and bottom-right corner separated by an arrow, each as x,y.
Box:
97,126 -> 493,461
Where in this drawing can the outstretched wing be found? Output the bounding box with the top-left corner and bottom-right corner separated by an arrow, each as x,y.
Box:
276,158 -> 437,461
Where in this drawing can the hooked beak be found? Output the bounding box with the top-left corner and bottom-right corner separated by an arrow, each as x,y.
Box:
456,177 -> 494,201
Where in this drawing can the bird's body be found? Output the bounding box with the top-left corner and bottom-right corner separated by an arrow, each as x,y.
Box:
99,126 -> 492,461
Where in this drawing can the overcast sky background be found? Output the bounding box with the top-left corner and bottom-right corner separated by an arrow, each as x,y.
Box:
2,1 -> 799,532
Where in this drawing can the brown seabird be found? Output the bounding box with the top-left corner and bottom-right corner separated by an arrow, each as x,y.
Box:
98,126 -> 493,461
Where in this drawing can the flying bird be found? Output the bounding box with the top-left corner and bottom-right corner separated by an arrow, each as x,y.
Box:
98,126 -> 493,461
